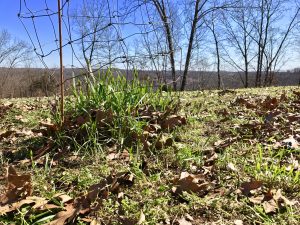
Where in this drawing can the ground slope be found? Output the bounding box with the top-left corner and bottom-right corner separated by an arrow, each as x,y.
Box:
0,86 -> 300,224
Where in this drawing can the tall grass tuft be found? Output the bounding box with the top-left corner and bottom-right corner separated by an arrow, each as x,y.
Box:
62,69 -> 178,154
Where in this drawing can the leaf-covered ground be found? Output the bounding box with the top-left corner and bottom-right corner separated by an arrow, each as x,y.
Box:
1,86 -> 300,225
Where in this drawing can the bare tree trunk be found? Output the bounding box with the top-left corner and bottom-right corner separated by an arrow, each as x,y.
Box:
181,0 -> 200,91
217,46 -> 221,89
152,0 -> 177,90
212,25 -> 221,89
243,23 -> 249,88
255,0 -> 264,87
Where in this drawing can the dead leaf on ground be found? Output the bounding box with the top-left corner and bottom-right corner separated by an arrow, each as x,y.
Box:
0,103 -> 13,118
227,162 -> 237,172
261,96 -> 279,110
0,166 -> 32,205
281,136 -> 299,149
0,196 -> 56,215
53,193 -> 73,204
110,172 -> 135,193
172,172 -> 212,196
246,188 -> 295,214
249,195 -> 264,204
286,155 -> 299,171
273,189 -> 295,208
240,180 -> 262,196
176,217 -> 192,225
204,152 -> 218,166
161,115 -> 186,130
263,199 -> 278,214
118,217 -> 139,225
214,138 -> 237,152
234,220 -> 244,225
33,141 -> 54,160
234,97 -> 256,109
40,120 -> 59,133
154,136 -> 173,150
94,109 -> 114,127
0,130 -> 16,140
107,150 -> 130,162
15,129 -> 34,137
47,203 -> 78,225
90,219 -> 101,225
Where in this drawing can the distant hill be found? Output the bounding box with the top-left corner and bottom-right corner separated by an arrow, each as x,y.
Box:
0,67 -> 299,98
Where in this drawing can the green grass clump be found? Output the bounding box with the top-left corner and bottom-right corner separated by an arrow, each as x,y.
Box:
62,69 -> 178,154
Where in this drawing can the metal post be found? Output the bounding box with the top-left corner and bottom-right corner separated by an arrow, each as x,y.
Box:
58,0 -> 64,123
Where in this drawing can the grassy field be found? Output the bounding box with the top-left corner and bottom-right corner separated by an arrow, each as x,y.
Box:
0,84 -> 300,224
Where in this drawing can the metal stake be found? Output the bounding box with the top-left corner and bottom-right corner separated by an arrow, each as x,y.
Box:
57,0 -> 64,123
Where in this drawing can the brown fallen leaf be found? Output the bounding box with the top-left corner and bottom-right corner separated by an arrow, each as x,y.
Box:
273,189 -> 295,208
249,195 -> 264,204
15,115 -> 29,123
0,130 -> 16,140
33,141 -> 54,160
261,96 -> 279,110
240,180 -> 262,196
75,115 -> 90,126
107,150 -> 130,162
286,155 -> 299,171
154,136 -> 173,150
204,152 -> 218,166
176,217 -> 192,225
214,137 -> 237,151
73,172 -> 135,216
0,166 -> 32,205
47,203 -> 78,225
234,97 -> 256,109
263,199 -> 277,214
143,123 -> 161,133
0,196 -> 55,215
110,172 -> 135,193
15,129 -> 34,137
53,193 -> 73,204
249,189 -> 294,214
40,121 -> 59,133
0,103 -> 13,119
172,172 -> 212,196
119,217 -> 139,225
161,115 -> 186,130
95,109 -> 114,127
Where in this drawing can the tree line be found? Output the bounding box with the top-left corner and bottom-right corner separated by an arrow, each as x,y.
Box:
3,0 -> 300,91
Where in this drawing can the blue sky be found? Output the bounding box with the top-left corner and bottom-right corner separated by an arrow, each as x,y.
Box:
0,0 -> 138,68
0,0 -> 82,68
0,0 -> 299,70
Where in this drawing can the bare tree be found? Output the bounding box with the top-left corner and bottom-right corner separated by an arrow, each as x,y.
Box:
72,0 -> 120,78
250,0 -> 300,86
0,29 -> 33,97
221,0 -> 255,88
144,0 -> 179,90
204,7 -> 222,89
0,29 -> 31,68
180,0 -> 235,91
263,7 -> 300,85
133,2 -> 171,84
